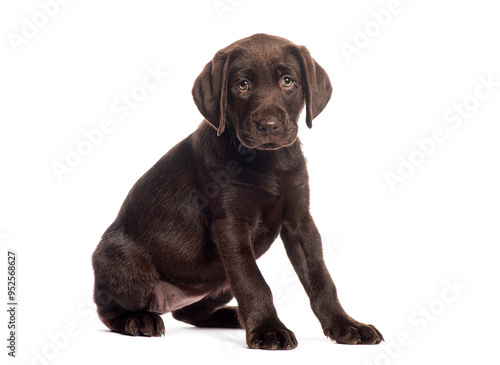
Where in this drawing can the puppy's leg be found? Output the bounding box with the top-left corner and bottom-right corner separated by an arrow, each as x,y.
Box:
281,214 -> 383,345
92,232 -> 165,337
172,289 -> 241,328
211,220 -> 297,350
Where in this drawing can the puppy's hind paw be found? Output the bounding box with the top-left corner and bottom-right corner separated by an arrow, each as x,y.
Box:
124,312 -> 165,337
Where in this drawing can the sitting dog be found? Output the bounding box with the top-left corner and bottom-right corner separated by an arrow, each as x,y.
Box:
92,33 -> 382,350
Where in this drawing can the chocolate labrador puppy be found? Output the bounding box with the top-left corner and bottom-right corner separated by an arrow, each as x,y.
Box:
92,33 -> 382,350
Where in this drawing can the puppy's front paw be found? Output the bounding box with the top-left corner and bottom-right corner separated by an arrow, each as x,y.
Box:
247,321 -> 298,350
324,317 -> 383,345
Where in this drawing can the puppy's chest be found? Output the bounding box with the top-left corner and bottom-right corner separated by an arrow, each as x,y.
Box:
226,167 -> 297,254
252,215 -> 281,249
249,200 -> 284,258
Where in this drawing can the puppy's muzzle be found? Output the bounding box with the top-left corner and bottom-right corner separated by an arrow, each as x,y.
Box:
257,117 -> 281,136
250,106 -> 288,147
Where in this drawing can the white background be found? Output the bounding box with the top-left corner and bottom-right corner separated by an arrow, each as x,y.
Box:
1,0 -> 499,364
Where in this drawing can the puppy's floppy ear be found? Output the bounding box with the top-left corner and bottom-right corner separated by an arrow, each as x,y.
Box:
295,46 -> 332,128
192,51 -> 231,136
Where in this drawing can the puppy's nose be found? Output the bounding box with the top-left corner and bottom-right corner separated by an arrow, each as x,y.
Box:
257,118 -> 280,136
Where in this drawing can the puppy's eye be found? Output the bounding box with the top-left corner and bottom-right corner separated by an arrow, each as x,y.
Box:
238,80 -> 250,91
282,77 -> 294,88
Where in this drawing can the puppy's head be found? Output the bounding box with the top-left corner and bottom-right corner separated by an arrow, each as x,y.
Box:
192,34 -> 332,150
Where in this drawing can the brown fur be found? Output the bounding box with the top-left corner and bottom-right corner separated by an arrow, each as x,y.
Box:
92,33 -> 382,350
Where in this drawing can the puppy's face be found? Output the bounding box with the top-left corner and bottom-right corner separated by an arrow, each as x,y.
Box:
192,34 -> 333,149
226,49 -> 305,150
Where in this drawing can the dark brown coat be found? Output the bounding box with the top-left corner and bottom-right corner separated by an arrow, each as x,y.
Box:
92,33 -> 382,350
